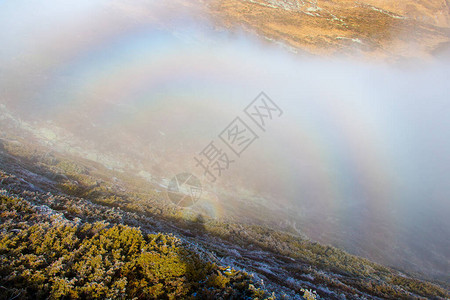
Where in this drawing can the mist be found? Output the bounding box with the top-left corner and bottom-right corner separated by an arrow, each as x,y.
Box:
1,0 -> 449,280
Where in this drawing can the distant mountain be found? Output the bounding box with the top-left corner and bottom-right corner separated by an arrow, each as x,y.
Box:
205,0 -> 450,59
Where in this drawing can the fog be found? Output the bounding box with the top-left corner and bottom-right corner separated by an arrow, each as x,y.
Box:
1,0 -> 449,280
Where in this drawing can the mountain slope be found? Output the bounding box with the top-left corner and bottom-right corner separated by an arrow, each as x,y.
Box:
0,126 -> 448,299
205,0 -> 450,59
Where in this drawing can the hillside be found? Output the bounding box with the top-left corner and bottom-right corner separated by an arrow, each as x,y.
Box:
0,116 -> 448,299
205,0 -> 450,59
0,1 -> 449,299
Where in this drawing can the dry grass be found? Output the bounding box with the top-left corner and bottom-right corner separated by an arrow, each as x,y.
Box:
205,0 -> 450,59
